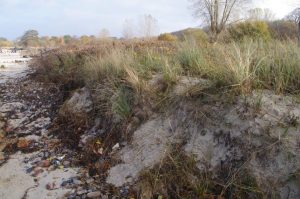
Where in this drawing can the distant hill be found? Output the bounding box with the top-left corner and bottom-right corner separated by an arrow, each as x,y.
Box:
170,28 -> 208,42
171,28 -> 199,38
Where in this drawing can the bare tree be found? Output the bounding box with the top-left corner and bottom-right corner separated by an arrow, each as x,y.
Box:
19,30 -> 39,47
190,0 -> 250,42
263,8 -> 275,21
139,14 -> 158,38
286,8 -> 300,44
122,19 -> 135,39
247,8 -> 275,21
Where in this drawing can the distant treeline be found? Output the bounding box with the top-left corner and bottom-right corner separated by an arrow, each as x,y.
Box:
157,20 -> 299,43
1,15 -> 299,48
0,30 -> 115,48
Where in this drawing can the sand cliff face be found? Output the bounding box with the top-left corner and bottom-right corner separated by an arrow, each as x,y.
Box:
1,52 -> 300,198
106,90 -> 300,198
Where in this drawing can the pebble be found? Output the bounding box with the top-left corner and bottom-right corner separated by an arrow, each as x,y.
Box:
46,182 -> 56,190
112,143 -> 120,151
26,167 -> 34,173
63,160 -> 71,167
39,151 -> 50,159
0,152 -> 5,161
39,160 -> 51,167
77,190 -> 88,195
32,157 -> 42,164
68,194 -> 76,199
17,138 -> 31,149
86,191 -> 101,198
86,178 -> 94,184
73,179 -> 82,185
32,167 -> 44,177
48,165 -> 56,171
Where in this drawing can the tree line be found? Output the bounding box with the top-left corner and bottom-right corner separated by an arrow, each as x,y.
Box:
190,0 -> 300,42
0,14 -> 159,48
1,4 -> 300,48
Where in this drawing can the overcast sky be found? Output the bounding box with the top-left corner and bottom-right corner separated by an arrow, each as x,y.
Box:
0,0 -> 298,39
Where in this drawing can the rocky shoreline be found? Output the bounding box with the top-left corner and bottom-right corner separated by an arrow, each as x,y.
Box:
0,76 -> 113,199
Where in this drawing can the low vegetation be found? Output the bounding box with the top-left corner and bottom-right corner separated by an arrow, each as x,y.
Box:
158,33 -> 178,42
31,21 -> 300,198
268,20 -> 298,40
228,21 -> 271,41
139,145 -> 263,199
173,28 -> 209,44
33,38 -> 300,96
0,0 -> 299,196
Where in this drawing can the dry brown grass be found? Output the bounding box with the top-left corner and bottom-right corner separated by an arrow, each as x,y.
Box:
31,38 -> 300,199
137,145 -> 263,199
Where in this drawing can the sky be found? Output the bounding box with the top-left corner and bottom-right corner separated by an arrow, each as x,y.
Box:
0,0 -> 298,40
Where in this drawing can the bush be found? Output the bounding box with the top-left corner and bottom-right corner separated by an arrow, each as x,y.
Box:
175,28 -> 208,44
32,49 -> 85,85
229,21 -> 271,41
268,20 -> 298,40
177,39 -> 300,94
111,86 -> 133,120
158,33 -> 178,42
0,38 -> 13,47
34,39 -> 300,96
177,41 -> 206,75
255,40 -> 300,93
84,49 -> 134,82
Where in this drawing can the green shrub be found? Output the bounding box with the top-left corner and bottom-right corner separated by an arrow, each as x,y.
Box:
158,33 -> 178,42
112,86 -> 132,120
255,40 -> 300,93
177,41 -> 205,75
32,50 -> 85,84
136,49 -> 166,78
177,39 -> 300,94
161,57 -> 181,85
177,40 -> 262,93
229,21 -> 271,41
219,41 -> 261,93
177,40 -> 224,80
175,28 -> 208,44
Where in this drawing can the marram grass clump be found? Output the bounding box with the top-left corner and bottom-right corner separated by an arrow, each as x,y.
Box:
34,39 -> 300,100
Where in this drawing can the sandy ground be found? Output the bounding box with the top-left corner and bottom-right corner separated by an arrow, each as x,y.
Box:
0,53 -> 31,83
0,153 -> 78,199
0,53 -> 79,199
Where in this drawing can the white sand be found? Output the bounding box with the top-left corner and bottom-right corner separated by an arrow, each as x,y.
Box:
0,53 -> 31,84
0,54 -> 79,199
0,153 -> 78,199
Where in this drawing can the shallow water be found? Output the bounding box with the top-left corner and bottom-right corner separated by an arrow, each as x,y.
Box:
0,53 -> 31,84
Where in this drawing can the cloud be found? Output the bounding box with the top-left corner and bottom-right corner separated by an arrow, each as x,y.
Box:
253,0 -> 296,18
0,0 -> 297,39
0,0 -> 197,39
